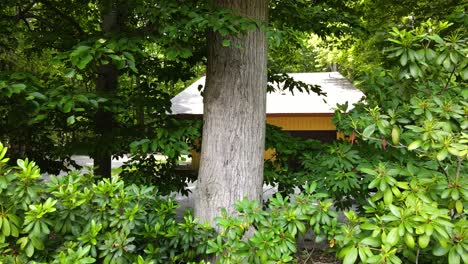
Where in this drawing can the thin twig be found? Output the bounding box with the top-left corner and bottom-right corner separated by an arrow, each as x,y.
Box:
444,66 -> 456,91
437,160 -> 451,184
357,132 -> 424,152
415,248 -> 420,264
455,157 -> 463,182
303,248 -> 314,263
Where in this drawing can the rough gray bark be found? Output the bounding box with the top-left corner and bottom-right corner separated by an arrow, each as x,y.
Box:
195,0 -> 268,224
93,5 -> 119,178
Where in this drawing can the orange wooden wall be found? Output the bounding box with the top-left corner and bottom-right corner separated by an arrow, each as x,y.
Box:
190,114 -> 337,170
266,114 -> 335,131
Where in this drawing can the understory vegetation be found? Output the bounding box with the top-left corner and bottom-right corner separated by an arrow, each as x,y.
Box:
1,0 -> 467,263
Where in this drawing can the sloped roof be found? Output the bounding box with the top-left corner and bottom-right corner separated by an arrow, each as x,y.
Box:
170,72 -> 364,115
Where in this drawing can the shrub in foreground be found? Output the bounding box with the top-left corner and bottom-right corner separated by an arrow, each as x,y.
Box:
0,142 -> 213,263
1,138 -> 467,263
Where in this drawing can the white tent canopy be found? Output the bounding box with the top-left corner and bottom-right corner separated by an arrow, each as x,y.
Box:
170,72 -> 364,115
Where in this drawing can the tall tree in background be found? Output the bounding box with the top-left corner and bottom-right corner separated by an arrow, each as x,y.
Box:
93,0 -> 120,178
0,0 -> 208,179
195,0 -> 268,223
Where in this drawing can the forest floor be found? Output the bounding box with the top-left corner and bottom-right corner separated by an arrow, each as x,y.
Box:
296,248 -> 340,263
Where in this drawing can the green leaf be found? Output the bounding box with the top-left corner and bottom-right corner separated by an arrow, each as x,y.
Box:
2,218 -> 10,236
409,63 -> 419,78
343,247 -> 358,264
418,235 -> 430,249
63,100 -> 74,113
388,204 -> 401,217
122,51 -> 135,62
67,115 -> 76,125
381,215 -> 399,222
128,60 -> 138,73
449,52 -> 459,64
391,126 -> 400,145
361,167 -> 378,176
432,245 -> 448,256
64,68 -> 76,78
400,52 -> 408,66
461,67 -> 468,80
415,49 -> 425,61
222,39 -> 231,47
30,236 -> 44,250
75,95 -> 89,103
77,54 -> 93,69
386,227 -> 399,246
436,53 -> 448,65
74,45 -> 92,54
25,242 -> 34,257
361,223 -> 378,230
449,248 -> 460,264
455,200 -> 463,214
10,83 -> 26,93
436,148 -> 448,161
108,54 -> 122,61
451,188 -> 459,200
443,58 -> 452,71
384,188 -> 393,205
360,237 -> 380,247
362,124 -> 376,138
179,48 -> 192,58
405,233 -> 415,249
408,140 -> 421,150
425,49 -> 437,60
428,35 -> 444,44
31,92 -> 47,100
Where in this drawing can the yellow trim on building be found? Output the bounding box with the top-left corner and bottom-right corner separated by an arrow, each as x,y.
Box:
266,116 -> 336,131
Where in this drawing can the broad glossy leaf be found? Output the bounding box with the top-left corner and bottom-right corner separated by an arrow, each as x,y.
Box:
449,247 -> 460,264
418,235 -> 430,249
77,54 -> 93,69
343,247 -> 358,264
405,233 -> 415,248
436,148 -> 448,161
362,124 -> 376,138
432,244 -> 448,256
408,140 -> 421,150
386,227 -> 399,246
400,52 -> 408,66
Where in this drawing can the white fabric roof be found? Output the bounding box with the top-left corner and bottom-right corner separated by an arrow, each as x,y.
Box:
170,72 -> 364,115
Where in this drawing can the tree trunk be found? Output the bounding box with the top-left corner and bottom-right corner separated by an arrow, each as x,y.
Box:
93,4 -> 119,178
195,0 -> 267,224
93,63 -> 117,178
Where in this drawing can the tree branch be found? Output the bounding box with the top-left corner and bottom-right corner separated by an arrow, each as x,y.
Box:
0,0 -> 37,21
38,0 -> 85,37
20,0 -> 39,16
23,12 -> 56,30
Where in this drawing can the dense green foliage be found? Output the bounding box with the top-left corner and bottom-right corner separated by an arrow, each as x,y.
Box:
1,1 -> 467,264
331,21 -> 467,264
0,0 -> 362,178
264,22 -> 468,264
0,142 -> 214,263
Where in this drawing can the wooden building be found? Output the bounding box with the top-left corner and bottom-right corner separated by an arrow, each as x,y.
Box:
171,72 -> 364,169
